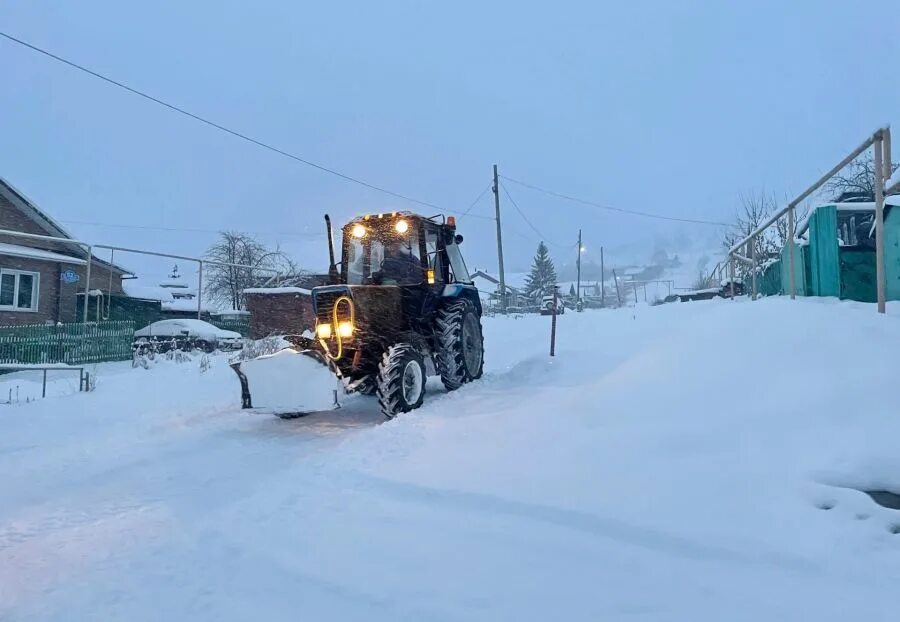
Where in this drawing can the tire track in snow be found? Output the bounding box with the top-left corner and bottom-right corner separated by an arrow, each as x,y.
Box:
350,473 -> 820,574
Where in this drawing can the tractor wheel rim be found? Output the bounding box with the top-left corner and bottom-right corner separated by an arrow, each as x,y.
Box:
461,313 -> 483,374
402,360 -> 423,405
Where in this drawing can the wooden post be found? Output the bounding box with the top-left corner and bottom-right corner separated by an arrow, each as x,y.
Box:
197,260 -> 204,320
875,132 -> 886,314
788,207 -> 796,299
83,245 -> 92,323
600,246 -> 606,307
612,269 -> 622,307
750,238 -> 757,301
549,286 -> 558,357
729,258 -> 735,299
576,229 -> 582,303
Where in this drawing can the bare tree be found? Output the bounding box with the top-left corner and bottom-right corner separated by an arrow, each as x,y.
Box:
824,153 -> 899,200
204,231 -> 298,310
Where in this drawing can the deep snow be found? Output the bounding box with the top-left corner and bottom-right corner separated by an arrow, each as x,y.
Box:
2,297 -> 900,620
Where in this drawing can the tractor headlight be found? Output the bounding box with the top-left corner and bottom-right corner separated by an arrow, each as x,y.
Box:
394,219 -> 409,234
316,323 -> 332,339
351,224 -> 366,238
337,321 -> 354,338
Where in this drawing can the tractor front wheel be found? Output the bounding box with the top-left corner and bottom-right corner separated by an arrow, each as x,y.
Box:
435,299 -> 484,391
376,344 -> 426,419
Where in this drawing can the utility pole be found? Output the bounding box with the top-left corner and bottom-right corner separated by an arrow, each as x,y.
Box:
492,164 -> 507,313
600,246 -> 606,308
576,229 -> 582,303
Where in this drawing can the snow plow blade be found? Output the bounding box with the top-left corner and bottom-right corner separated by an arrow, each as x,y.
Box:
230,343 -> 342,419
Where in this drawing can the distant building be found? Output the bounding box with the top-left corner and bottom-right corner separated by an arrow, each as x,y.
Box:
122,265 -> 210,318
470,269 -> 529,308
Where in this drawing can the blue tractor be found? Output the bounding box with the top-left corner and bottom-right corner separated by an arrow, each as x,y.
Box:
234,211 -> 484,419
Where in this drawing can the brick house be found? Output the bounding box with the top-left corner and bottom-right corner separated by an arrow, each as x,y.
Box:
0,176 -> 130,325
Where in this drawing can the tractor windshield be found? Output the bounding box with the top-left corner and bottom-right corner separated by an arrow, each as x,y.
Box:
344,220 -> 423,285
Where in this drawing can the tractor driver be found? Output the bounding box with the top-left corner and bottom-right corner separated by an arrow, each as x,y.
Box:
377,237 -> 423,285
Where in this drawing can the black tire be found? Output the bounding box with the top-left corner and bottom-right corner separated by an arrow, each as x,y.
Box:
376,343 -> 426,419
435,299 -> 484,391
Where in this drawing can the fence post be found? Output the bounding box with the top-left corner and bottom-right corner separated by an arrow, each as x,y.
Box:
550,286 -> 558,357
875,131 -> 887,314
729,258 -> 735,299
197,260 -> 203,320
749,238 -> 757,301
788,207 -> 796,299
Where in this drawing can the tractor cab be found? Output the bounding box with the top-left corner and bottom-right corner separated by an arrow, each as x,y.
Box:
338,212 -> 470,289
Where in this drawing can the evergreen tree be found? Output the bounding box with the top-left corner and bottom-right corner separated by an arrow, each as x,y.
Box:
524,242 -> 558,299
568,283 -> 576,297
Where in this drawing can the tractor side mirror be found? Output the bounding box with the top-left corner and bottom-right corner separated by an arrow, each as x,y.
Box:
454,234 -> 464,245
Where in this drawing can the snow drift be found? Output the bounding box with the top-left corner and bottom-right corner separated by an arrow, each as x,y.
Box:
2,297 -> 899,620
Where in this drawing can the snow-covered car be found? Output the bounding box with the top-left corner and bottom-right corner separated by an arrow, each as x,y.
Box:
540,294 -> 565,315
133,319 -> 243,353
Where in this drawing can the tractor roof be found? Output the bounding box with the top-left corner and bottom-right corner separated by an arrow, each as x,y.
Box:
344,211 -> 454,228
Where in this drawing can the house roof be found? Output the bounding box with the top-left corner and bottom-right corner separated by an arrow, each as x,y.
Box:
0,242 -> 87,265
0,176 -> 131,275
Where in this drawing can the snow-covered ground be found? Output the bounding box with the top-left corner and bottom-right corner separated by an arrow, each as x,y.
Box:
3,298 -> 900,620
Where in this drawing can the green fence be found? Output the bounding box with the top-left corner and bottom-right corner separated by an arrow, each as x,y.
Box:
0,321 -> 135,365
210,315 -> 251,337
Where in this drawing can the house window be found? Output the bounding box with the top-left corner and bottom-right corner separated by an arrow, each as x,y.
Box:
0,269 -> 40,311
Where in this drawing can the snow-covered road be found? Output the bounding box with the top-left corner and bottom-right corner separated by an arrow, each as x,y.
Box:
3,298 -> 900,620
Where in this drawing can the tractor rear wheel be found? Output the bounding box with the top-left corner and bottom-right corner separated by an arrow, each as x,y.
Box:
435,299 -> 484,391
376,343 -> 426,419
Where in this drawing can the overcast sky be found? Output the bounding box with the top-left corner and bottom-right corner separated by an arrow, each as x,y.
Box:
1,0 -> 898,285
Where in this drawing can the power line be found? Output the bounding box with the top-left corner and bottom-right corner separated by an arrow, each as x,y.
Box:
501,175 -> 733,227
0,31 -> 494,220
458,183 -> 493,220
499,181 -> 566,248
59,219 -> 325,239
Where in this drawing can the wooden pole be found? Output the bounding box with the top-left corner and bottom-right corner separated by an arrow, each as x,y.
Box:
875,133 -> 886,313
197,260 -> 204,320
788,207 -> 796,299
492,164 -> 507,314
83,245 -> 92,323
600,246 -> 606,307
729,258 -> 735,299
576,229 -> 582,303
612,269 -> 622,307
750,238 -> 757,301
549,286 -> 558,357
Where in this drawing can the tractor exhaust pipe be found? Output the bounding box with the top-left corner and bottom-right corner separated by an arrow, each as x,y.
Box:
325,214 -> 339,284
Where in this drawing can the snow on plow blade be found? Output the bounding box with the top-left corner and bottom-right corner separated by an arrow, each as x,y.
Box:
230,349 -> 341,418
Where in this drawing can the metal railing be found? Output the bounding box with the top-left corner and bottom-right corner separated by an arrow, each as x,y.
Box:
0,228 -> 284,321
726,126 -> 893,313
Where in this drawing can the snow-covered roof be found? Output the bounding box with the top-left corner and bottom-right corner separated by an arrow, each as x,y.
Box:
0,177 -> 131,275
795,197 -> 900,237
123,281 -> 213,312
0,176 -> 73,240
243,287 -> 312,295
0,242 -> 86,265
